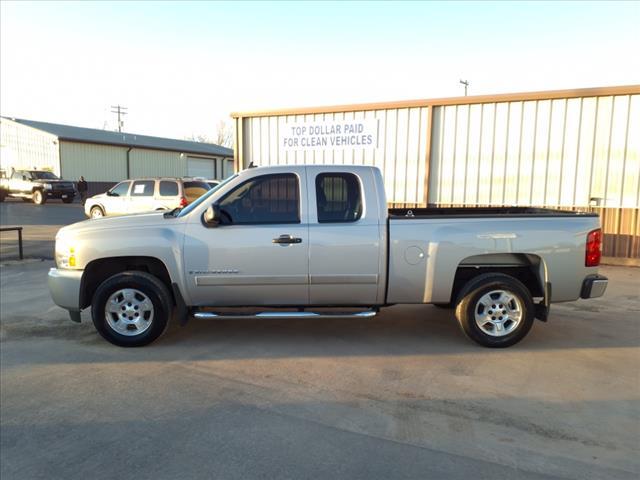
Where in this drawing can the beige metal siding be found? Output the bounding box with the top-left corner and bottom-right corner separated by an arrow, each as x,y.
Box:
242,107 -> 430,204
59,141 -> 127,181
0,118 -> 60,175
234,86 -> 640,260
130,148 -> 186,178
428,94 -> 640,209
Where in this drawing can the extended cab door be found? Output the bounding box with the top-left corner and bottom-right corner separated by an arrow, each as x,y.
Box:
306,166 -> 384,305
183,168 -> 309,306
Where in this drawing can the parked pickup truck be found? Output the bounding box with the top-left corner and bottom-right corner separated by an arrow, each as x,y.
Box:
0,170 -> 76,204
48,165 -> 607,348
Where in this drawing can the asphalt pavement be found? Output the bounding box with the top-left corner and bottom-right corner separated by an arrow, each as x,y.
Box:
0,198 -> 86,260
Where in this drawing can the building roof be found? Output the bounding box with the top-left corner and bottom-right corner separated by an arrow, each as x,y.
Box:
3,117 -> 234,157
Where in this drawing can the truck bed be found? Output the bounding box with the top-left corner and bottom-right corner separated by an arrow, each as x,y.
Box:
389,207 -> 598,218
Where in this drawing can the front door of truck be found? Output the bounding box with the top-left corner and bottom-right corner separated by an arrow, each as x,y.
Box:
184,169 -> 310,306
306,167 -> 383,305
103,181 -> 131,215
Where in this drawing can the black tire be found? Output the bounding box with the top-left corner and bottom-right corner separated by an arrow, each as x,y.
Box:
91,271 -> 172,347
32,190 -> 46,205
62,197 -> 74,204
0,191 -> 5,202
90,205 -> 105,219
454,273 -> 534,348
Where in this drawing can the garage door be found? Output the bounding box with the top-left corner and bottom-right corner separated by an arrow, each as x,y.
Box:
187,157 -> 215,179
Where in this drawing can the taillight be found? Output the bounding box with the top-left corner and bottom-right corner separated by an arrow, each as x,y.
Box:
585,228 -> 602,267
179,197 -> 188,207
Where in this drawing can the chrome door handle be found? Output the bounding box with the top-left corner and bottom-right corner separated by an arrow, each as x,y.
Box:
272,234 -> 302,244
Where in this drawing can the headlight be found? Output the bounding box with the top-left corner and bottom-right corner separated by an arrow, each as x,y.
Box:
55,243 -> 77,269
44,183 -> 53,190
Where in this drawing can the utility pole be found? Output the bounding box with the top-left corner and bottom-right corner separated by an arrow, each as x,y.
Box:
110,105 -> 128,132
459,79 -> 469,96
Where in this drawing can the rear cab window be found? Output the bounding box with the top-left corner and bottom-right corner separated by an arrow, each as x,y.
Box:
315,173 -> 362,223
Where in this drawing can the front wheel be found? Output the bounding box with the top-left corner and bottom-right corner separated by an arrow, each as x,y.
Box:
91,271 -> 172,347
32,190 -> 46,205
90,205 -> 105,219
454,273 -> 534,348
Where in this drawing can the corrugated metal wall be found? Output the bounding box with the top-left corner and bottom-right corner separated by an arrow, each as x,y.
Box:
60,143 -> 224,182
241,108 -> 430,204
0,118 -> 60,175
429,94 -> 639,208
59,142 -> 127,181
232,86 -> 640,261
130,148 -> 186,178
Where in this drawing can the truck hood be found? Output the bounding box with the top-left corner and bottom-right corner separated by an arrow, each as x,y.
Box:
57,212 -> 173,237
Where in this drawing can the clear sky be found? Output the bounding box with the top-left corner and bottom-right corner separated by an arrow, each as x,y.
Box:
1,1 -> 638,141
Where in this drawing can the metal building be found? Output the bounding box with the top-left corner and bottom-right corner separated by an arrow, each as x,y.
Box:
0,117 -> 234,195
232,85 -> 640,263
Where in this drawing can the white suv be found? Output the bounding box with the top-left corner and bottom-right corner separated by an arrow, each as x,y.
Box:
85,178 -> 210,218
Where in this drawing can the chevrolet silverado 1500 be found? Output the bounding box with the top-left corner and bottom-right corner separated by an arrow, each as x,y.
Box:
48,165 -> 607,347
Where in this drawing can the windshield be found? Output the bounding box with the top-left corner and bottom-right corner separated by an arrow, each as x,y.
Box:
177,174 -> 238,218
31,171 -> 59,180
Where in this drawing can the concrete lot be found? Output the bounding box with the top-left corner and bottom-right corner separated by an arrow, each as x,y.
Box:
1,199 -> 639,479
1,258 -> 639,480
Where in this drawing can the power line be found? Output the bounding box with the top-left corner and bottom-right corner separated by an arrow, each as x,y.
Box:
110,105 -> 128,132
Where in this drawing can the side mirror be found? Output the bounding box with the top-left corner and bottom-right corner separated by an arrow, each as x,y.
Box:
106,191 -> 115,196
203,204 -> 221,227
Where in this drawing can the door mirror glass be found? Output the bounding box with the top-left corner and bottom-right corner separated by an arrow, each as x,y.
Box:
203,204 -> 220,227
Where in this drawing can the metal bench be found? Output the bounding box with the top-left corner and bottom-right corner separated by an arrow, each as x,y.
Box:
0,227 -> 24,260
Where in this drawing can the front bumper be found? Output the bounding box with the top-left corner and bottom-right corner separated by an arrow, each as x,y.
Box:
47,190 -> 76,199
48,268 -> 83,311
580,274 -> 608,299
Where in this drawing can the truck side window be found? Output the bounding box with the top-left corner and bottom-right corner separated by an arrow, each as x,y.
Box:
315,173 -> 362,223
110,181 -> 131,197
218,173 -> 299,224
159,181 -> 179,197
131,180 -> 155,197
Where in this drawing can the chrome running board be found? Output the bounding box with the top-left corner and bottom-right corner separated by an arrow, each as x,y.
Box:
192,309 -> 378,320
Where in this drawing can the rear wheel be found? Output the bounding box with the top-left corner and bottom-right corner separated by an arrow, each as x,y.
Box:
0,191 -> 5,202
90,205 -> 105,219
91,271 -> 172,347
32,190 -> 46,205
454,273 -> 534,348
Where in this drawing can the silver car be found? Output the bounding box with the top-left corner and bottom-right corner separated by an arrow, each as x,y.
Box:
84,177 -> 210,218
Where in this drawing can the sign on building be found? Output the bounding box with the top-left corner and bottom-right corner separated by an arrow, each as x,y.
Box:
280,119 -> 379,151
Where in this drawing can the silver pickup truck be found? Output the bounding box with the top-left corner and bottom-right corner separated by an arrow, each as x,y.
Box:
49,165 -> 607,348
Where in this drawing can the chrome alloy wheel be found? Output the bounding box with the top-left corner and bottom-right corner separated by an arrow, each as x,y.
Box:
474,289 -> 523,337
105,288 -> 154,336
91,207 -> 104,219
